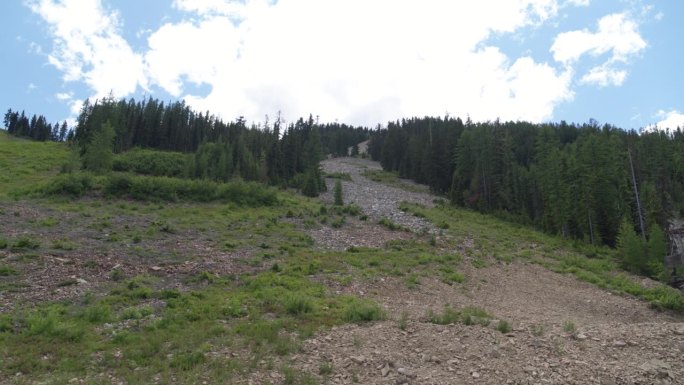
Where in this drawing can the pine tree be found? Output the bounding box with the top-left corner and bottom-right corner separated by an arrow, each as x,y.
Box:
646,225 -> 667,280
334,179 -> 343,206
82,121 -> 116,173
616,218 -> 646,275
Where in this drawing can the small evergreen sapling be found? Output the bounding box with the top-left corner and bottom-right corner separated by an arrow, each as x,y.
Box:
334,179 -> 343,206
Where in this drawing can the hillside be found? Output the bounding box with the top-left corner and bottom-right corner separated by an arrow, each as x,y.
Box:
0,141 -> 683,384
0,131 -> 70,198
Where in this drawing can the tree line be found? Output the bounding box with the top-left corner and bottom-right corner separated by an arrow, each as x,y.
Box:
369,117 -> 684,277
3,109 -> 69,142
16,96 -> 368,196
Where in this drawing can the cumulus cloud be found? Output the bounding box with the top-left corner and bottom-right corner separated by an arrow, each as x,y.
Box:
580,64 -> 626,87
29,0 -> 646,126
28,0 -> 146,98
551,12 -> 645,87
551,12 -> 646,63
646,110 -> 684,132
148,0 -> 573,124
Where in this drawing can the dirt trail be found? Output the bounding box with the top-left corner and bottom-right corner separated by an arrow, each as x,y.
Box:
292,157 -> 684,385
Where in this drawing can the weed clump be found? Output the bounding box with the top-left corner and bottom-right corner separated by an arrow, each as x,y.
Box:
284,294 -> 315,316
428,305 -> 491,326
497,319 -> 511,333
342,298 -> 384,323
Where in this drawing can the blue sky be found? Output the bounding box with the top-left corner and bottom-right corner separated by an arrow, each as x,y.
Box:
1,0 -> 683,131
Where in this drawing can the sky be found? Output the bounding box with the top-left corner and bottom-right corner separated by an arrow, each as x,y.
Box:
1,0 -> 683,131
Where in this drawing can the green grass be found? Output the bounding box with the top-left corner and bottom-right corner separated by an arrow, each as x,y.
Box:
497,319 -> 511,333
0,132 -> 70,198
0,269 -> 384,383
427,305 -> 492,326
0,265 -> 19,276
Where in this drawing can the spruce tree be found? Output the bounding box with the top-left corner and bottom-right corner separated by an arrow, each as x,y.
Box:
616,218 -> 646,275
646,225 -> 667,280
334,179 -> 343,206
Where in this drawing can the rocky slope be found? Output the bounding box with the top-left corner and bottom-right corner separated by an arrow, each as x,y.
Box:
287,157 -> 684,385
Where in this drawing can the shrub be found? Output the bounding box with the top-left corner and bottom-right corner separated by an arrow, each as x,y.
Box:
82,304 -> 113,323
41,172 -> 94,197
24,306 -> 85,342
104,174 -> 278,205
11,236 -> 40,251
112,148 -> 189,177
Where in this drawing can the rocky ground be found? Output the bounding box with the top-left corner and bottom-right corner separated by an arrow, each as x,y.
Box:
288,157 -> 684,385
308,158 -> 437,251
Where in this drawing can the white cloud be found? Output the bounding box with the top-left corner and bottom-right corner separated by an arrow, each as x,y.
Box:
147,0 -> 574,125
28,0 -> 146,98
32,0 -> 647,126
565,0 -> 590,6
551,12 -> 645,88
145,17 -> 240,97
551,12 -> 646,64
55,92 -> 73,101
580,64 -> 626,86
646,110 -> 684,132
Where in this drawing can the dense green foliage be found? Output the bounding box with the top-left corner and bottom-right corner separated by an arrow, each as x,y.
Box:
82,120 -> 115,173
60,96 -> 369,195
370,117 -> 684,252
113,148 -> 190,177
38,172 -> 279,206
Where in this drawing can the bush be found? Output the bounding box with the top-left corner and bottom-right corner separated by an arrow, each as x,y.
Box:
112,148 -> 189,177
11,236 -> 40,251
41,172 -> 94,197
103,174 -> 278,205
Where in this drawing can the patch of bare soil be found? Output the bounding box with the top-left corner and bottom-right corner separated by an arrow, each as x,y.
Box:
292,157 -> 684,385
0,201 -> 260,312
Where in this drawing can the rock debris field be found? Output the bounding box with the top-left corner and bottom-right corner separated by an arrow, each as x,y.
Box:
283,157 -> 684,385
